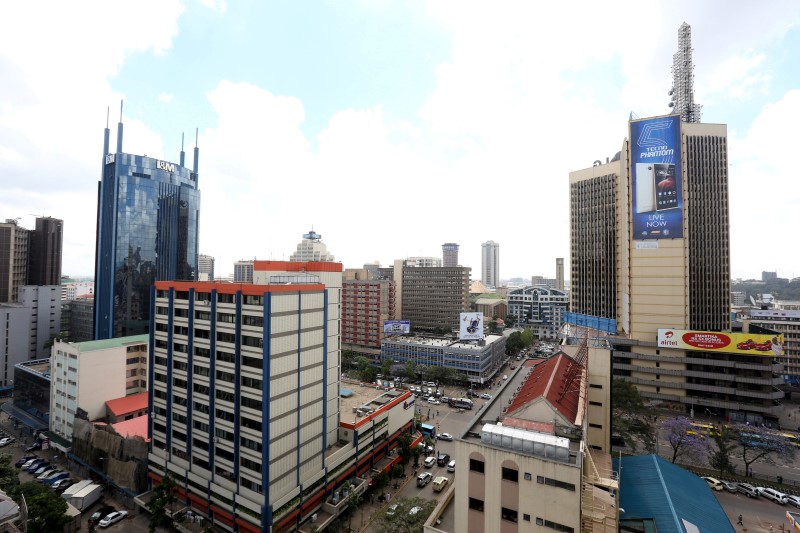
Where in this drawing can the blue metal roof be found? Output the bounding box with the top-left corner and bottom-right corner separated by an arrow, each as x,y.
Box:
614,455 -> 734,533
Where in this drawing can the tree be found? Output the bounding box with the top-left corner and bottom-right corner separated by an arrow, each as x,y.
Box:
397,431 -> 413,468
410,444 -> 422,467
147,473 -> 178,532
708,424 -> 737,477
372,496 -> 437,533
611,380 -> 655,452
354,356 -> 375,383
520,329 -> 535,347
342,350 -> 356,370
0,453 -> 20,493
402,361 -> 417,380
8,482 -> 70,533
505,332 -> 524,354
662,417 -> 710,464
733,424 -> 795,475
381,358 -> 395,378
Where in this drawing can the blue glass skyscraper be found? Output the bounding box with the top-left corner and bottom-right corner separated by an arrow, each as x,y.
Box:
94,109 -> 200,340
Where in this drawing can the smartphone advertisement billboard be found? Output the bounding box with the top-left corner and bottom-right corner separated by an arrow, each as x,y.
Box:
657,329 -> 784,356
630,115 -> 683,239
459,312 -> 484,340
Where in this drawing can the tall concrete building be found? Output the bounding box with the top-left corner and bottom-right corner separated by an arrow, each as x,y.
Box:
289,229 -> 335,262
0,216 -> 63,303
341,268 -> 395,356
442,242 -> 459,267
19,285 -> 61,358
401,265 -> 471,333
556,257 -> 564,291
481,241 -> 499,288
569,112 -> 778,421
28,216 -> 63,286
198,254 -> 215,281
94,111 -> 200,340
234,260 -> 254,283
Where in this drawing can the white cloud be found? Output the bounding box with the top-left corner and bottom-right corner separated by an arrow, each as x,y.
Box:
158,92 -> 175,103
201,0 -> 227,14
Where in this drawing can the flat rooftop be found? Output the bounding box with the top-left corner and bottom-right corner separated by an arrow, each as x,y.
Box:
339,379 -> 409,425
383,334 -> 504,351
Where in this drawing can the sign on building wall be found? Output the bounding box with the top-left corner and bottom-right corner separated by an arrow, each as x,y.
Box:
383,320 -> 411,335
459,312 -> 484,340
630,115 -> 684,240
657,329 -> 784,356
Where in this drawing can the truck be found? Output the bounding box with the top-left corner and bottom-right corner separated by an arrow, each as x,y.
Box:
67,483 -> 103,511
60,479 -> 93,500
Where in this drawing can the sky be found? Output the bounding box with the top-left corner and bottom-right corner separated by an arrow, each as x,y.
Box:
1,1 -> 799,282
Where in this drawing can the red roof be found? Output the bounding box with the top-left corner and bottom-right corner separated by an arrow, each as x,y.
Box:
106,392 -> 149,416
502,417 -> 554,434
112,415 -> 149,441
505,353 -> 582,424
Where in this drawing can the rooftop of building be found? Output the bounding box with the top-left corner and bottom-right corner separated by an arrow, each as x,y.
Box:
382,334 -> 504,350
614,454 -> 734,533
15,358 -> 51,377
67,334 -> 149,352
504,353 -> 583,424
110,415 -> 149,441
339,380 -> 411,429
106,392 -> 149,416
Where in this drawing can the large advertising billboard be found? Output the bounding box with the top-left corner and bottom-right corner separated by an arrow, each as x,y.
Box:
657,329 -> 784,356
459,312 -> 484,340
630,115 -> 683,239
383,320 -> 411,335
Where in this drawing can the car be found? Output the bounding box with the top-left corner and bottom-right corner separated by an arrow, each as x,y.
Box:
432,476 -> 449,492
24,460 -> 45,472
447,460 -> 456,473
15,455 -> 36,468
437,453 -> 450,467
43,472 -> 69,485
428,399 -> 440,405
52,479 -> 74,492
702,477 -> 724,491
20,458 -> 39,470
736,483 -> 760,498
480,393 -> 493,400
34,465 -> 54,476
736,339 -> 756,350
0,437 -> 14,447
440,397 -> 450,404
721,480 -> 738,493
787,494 -> 800,509
385,503 -> 399,517
31,463 -> 50,475
409,506 -> 423,516
36,468 -> 57,479
416,472 -> 433,487
89,506 -> 116,528
754,340 -> 773,352
437,433 -> 453,442
25,441 -> 42,452
99,510 -> 128,528
423,456 -> 436,468
761,487 -> 788,504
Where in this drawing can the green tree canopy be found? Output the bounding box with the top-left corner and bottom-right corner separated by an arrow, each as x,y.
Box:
9,482 -> 70,533
372,496 -> 438,533
147,473 -> 178,532
611,380 -> 655,453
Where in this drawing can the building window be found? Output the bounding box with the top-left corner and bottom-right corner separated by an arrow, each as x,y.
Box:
468,498 -> 484,512
501,467 -> 518,483
501,507 -> 518,523
523,514 -> 531,522
589,401 -> 602,406
536,518 -> 574,532
589,383 -> 602,389
469,458 -> 485,474
589,423 -> 602,429
524,472 -> 532,481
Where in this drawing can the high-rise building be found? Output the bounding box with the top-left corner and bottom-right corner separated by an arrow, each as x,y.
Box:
198,254 -> 215,281
289,229 -> 335,262
507,286 -> 568,339
442,242 -> 459,267
405,256 -> 441,268
669,22 -> 702,123
233,260 -> 254,283
401,265 -> 471,333
556,257 -> 565,291
28,216 -> 63,286
481,241 -> 499,288
94,113 -> 200,340
1,216 -> 63,303
19,285 -> 61,358
762,271 -> 778,282
342,268 -> 395,355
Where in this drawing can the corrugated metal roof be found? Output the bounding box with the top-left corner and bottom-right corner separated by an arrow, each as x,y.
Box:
615,455 -> 735,533
74,334 -> 149,352
105,391 -> 149,416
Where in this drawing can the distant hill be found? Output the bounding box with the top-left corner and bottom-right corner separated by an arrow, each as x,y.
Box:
732,278 -> 800,302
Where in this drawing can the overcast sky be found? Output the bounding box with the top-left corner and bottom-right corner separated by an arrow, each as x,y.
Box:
1,1 -> 798,281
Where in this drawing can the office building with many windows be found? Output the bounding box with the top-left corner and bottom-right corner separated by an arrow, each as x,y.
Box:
94,115 -> 200,340
481,241 -> 499,288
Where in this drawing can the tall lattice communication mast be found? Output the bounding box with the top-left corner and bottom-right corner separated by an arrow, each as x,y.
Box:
668,22 -> 702,123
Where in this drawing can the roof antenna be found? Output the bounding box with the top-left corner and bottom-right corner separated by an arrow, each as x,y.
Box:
119,100 -> 123,122
106,107 -> 109,129
180,132 -> 185,167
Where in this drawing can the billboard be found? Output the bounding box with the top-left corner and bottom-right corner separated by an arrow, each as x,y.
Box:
657,329 -> 784,356
383,320 -> 411,335
630,115 -> 683,239
459,312 -> 484,340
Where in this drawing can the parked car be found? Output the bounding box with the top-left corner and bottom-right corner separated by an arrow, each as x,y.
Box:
15,455 -> 36,468
702,477 -> 724,491
736,483 -> 760,498
786,494 -> 800,508
447,460 -> 456,473
416,472 -> 433,487
761,487 -> 788,504
385,503 -> 399,517
721,480 -> 738,493
25,441 -> 42,452
52,479 -> 74,492
36,468 -> 57,479
24,460 -> 46,472
43,472 -> 69,485
437,433 -> 453,442
437,453 -> 450,467
423,456 -> 436,468
428,399 -> 440,405
32,464 -> 51,476
89,506 -> 116,528
99,510 -> 128,528
409,506 -> 423,516
0,437 -> 14,447
480,393 -> 493,400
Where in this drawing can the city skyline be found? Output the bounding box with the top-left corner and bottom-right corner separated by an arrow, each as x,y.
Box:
1,2 -> 799,280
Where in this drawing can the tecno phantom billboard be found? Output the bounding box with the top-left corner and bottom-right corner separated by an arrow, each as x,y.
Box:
383,320 -> 411,335
459,312 -> 484,340
630,115 -> 683,239
657,329 -> 784,356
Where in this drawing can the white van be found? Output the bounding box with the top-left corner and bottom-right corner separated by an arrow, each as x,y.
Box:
761,488 -> 788,504
432,476 -> 449,492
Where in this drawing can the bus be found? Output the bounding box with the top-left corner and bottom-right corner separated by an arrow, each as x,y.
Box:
688,422 -> 717,438
420,423 -> 437,439
450,398 -> 474,410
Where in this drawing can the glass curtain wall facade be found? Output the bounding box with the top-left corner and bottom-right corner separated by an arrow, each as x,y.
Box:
95,120 -> 200,340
